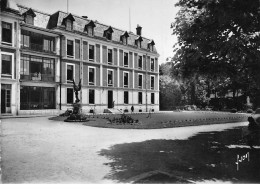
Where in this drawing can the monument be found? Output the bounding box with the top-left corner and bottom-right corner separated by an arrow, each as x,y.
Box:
65,79 -> 87,122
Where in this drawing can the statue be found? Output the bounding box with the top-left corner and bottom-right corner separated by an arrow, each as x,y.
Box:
72,79 -> 81,103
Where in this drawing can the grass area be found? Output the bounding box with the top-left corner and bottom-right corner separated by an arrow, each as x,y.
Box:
98,126 -> 260,183
50,111 -> 249,129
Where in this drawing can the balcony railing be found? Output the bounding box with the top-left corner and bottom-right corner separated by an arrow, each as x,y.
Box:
21,43 -> 55,53
20,73 -> 56,82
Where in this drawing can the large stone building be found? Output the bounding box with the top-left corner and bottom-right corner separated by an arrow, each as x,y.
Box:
0,0 -> 160,115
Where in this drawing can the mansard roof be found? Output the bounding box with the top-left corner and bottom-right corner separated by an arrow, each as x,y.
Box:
85,20 -> 96,27
135,36 -> 143,42
22,8 -> 36,17
121,31 -> 129,38
148,40 -> 155,46
16,5 -> 158,54
104,26 -> 114,33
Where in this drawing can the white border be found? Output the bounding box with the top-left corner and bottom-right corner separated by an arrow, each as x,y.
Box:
150,75 -> 155,90
138,73 -> 143,89
123,71 -> 129,88
66,38 -> 75,58
0,52 -> 15,79
66,63 -> 75,83
88,66 -> 96,86
107,69 -> 114,87
88,43 -> 95,62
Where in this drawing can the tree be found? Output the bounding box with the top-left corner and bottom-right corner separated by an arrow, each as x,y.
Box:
159,63 -> 182,110
172,0 -> 260,109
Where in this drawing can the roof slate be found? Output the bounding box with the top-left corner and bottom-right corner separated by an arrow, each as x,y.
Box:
17,5 -> 158,54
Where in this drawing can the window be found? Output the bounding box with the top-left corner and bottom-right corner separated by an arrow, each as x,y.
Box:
1,54 -> 12,77
108,70 -> 113,86
89,44 -> 94,61
106,32 -> 112,40
20,54 -> 55,82
108,49 -> 113,64
123,72 -> 129,88
148,44 -> 154,51
87,26 -> 94,36
136,40 -> 142,48
21,30 -> 30,47
66,19 -> 73,31
151,93 -> 155,104
124,52 -> 128,67
151,76 -> 155,90
67,64 -> 74,82
2,22 -> 12,44
43,38 -> 54,52
67,40 -> 74,57
89,67 -> 95,85
122,36 -> 128,45
20,86 -> 55,110
67,88 -> 74,104
138,74 -> 143,89
151,58 -> 155,71
124,91 -> 129,104
138,92 -> 143,104
25,15 -> 34,25
138,56 -> 142,69
89,89 -> 95,104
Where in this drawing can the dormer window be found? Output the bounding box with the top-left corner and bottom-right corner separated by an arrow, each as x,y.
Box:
120,31 -> 129,45
104,26 -> 114,41
148,40 -> 155,51
135,36 -> 143,48
66,20 -> 72,31
62,13 -> 75,31
85,20 -> 96,36
23,8 -> 36,25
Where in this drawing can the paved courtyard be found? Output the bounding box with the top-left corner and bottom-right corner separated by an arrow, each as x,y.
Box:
0,116 -> 257,183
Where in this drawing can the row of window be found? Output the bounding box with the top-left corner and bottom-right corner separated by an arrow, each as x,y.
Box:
21,9 -> 154,51
1,21 -> 156,72
67,39 -> 155,71
64,17 -> 154,51
66,64 -> 155,89
67,89 -> 155,105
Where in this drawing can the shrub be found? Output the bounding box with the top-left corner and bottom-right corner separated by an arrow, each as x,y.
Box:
247,109 -> 254,113
231,108 -> 237,113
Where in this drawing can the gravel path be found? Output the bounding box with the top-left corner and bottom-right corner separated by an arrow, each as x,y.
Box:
0,117 -> 248,183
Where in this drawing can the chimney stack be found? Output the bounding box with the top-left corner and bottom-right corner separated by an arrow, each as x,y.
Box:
136,24 -> 142,36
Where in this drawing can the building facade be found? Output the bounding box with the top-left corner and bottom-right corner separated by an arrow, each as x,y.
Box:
0,0 -> 159,115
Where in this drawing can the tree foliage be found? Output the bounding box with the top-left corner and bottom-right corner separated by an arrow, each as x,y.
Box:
171,0 -> 260,109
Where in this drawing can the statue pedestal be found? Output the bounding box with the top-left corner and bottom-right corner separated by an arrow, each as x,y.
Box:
72,102 -> 82,114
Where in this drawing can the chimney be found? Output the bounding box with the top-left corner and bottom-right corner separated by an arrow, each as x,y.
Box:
136,24 -> 142,36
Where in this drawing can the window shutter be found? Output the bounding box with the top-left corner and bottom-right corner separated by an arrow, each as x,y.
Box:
61,36 -> 66,57
96,44 -> 100,63
113,48 -> 118,65
119,50 -> 123,66
147,56 -> 150,71
129,52 -> 133,68
83,41 -> 88,60
102,46 -> 107,63
75,39 -> 80,59
155,58 -> 158,72
134,53 -> 138,69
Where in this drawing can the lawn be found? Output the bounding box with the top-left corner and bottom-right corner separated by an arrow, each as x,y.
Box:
50,111 -> 249,129
98,126 -> 260,183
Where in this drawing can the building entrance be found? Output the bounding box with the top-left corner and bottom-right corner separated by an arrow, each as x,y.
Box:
108,90 -> 113,108
1,84 -> 11,114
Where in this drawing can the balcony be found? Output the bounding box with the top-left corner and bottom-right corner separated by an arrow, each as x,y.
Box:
21,43 -> 55,54
20,73 -> 56,82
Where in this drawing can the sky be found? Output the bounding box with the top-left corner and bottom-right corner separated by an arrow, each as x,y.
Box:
15,0 -> 180,64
